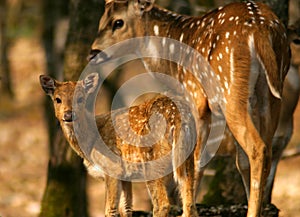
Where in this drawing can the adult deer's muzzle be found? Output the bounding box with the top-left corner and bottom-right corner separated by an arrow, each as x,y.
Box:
88,49 -> 110,63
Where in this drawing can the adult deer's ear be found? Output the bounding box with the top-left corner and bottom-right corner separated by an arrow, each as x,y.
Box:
287,19 -> 300,45
105,0 -> 113,4
83,73 -> 99,95
134,0 -> 155,15
39,75 -> 57,96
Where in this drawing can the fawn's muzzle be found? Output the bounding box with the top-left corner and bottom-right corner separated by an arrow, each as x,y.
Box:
63,111 -> 74,122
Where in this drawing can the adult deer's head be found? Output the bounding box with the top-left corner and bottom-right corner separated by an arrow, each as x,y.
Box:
89,0 -> 156,61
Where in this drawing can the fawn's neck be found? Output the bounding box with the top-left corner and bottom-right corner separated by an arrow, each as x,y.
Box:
60,121 -> 86,159
60,120 -> 106,178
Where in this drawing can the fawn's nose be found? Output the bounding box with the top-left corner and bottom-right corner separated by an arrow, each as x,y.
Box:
63,110 -> 73,122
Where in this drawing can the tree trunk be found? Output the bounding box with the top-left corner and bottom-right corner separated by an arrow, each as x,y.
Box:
41,0 -> 65,151
0,0 -> 14,98
63,0 -> 104,81
39,0 -> 104,216
40,130 -> 89,217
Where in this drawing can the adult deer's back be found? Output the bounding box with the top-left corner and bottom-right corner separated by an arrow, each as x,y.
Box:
89,1 -> 290,216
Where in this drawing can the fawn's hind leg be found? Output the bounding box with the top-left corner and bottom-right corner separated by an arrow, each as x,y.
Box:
146,178 -> 170,217
176,155 -> 197,217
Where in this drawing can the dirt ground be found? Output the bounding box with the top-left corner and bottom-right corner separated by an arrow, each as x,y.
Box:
0,35 -> 300,217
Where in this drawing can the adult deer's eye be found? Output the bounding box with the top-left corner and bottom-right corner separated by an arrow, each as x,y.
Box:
293,38 -> 300,45
55,97 -> 62,104
77,97 -> 84,104
112,19 -> 124,31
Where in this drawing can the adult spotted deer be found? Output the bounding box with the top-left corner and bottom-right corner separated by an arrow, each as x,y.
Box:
89,1 -> 291,216
210,61 -> 300,204
263,25 -> 300,203
40,73 -> 198,217
204,24 -> 300,204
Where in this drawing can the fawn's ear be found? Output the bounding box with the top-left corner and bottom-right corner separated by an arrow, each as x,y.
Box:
134,0 -> 155,14
83,73 -> 99,95
39,75 -> 57,96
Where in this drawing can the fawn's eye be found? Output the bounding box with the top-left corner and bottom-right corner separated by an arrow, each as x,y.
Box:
55,97 -> 62,104
112,19 -> 124,32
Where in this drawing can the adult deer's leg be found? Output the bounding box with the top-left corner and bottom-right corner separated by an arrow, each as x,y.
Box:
226,109 -> 269,217
225,86 -> 280,217
235,144 -> 250,200
263,135 -> 287,204
264,68 -> 300,203
193,123 -> 208,202
192,96 -> 210,201
193,169 -> 204,203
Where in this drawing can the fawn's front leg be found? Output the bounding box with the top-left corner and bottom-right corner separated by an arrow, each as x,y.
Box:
119,181 -> 133,217
105,176 -> 122,217
146,179 -> 170,217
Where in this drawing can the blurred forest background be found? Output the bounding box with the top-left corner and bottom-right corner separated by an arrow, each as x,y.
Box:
0,0 -> 299,217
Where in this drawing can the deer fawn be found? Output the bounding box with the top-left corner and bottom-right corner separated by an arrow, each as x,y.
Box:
89,1 -> 291,216
40,72 -> 198,217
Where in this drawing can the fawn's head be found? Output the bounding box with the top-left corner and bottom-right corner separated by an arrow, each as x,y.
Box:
89,0 -> 156,60
39,73 -> 99,124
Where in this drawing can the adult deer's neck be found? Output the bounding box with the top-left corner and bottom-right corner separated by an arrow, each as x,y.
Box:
140,5 -> 216,77
140,6 -> 197,77
145,6 -> 208,46
145,7 -> 189,39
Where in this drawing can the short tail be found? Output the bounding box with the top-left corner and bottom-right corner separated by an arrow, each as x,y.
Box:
254,30 -> 290,99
